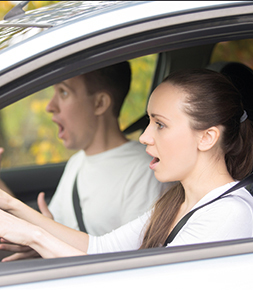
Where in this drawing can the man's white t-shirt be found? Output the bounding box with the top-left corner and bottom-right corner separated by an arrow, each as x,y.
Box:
87,182 -> 253,254
49,141 -> 168,235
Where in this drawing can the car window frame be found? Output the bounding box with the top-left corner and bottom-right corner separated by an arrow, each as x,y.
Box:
1,8 -> 253,109
1,238 -> 253,287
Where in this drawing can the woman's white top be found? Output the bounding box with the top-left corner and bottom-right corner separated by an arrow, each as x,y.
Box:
87,182 -> 253,254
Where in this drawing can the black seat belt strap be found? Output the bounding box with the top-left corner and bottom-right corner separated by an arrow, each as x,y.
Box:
164,173 -> 253,246
72,175 -> 87,233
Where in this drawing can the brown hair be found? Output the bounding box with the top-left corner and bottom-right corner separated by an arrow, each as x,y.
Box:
140,69 -> 253,249
82,62 -> 131,117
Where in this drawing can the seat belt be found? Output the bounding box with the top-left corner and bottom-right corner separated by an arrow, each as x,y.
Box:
164,173 -> 253,246
72,175 -> 87,233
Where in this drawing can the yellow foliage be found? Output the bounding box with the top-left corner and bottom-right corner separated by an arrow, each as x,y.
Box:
8,137 -> 23,148
31,140 -> 63,165
0,1 -> 13,10
0,1 -> 59,20
31,100 -> 42,114
30,99 -> 48,114
0,1 -> 14,19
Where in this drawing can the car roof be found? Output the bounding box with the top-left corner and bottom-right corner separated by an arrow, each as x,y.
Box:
0,1 -> 245,77
1,1 -> 240,31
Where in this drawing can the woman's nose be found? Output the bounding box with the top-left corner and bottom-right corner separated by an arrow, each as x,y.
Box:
139,126 -> 154,146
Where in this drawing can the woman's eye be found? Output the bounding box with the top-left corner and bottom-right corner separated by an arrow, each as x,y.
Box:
156,122 -> 164,129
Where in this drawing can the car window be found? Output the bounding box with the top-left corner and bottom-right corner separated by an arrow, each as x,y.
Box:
210,39 -> 253,70
120,53 -> 157,140
0,53 -> 157,169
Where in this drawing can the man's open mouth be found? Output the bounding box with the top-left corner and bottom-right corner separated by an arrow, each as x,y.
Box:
53,119 -> 65,138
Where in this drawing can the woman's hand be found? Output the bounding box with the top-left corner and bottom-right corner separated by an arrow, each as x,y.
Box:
0,192 -> 54,262
0,209 -> 35,247
0,188 -> 90,258
0,209 -> 87,259
0,188 -> 18,213
0,238 -> 40,262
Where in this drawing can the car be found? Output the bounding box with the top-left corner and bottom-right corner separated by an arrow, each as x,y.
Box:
1,1 -> 253,289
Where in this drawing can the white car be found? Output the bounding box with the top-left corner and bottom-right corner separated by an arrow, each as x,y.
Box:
0,1 -> 253,289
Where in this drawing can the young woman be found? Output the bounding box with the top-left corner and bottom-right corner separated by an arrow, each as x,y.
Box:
0,69 -> 253,259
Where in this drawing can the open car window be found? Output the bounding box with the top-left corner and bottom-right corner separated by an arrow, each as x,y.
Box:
0,54 -> 157,169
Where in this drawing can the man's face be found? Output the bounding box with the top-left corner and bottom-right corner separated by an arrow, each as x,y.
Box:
47,75 -> 98,152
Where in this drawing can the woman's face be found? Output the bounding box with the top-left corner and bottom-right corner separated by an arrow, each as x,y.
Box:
139,82 -> 202,183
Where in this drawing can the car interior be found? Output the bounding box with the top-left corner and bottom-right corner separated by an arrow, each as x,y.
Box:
1,37 -> 253,268
1,41 -> 253,208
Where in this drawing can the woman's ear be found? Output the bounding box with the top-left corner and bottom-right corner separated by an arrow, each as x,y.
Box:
94,92 -> 111,116
198,126 -> 221,151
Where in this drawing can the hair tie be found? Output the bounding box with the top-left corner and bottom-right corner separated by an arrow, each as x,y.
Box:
240,110 -> 248,123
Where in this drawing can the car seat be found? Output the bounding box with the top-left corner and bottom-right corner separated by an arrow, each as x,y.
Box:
207,61 -> 253,193
207,61 -> 253,122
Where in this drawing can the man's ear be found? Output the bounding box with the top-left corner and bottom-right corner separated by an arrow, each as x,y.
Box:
94,92 -> 111,115
198,126 -> 221,152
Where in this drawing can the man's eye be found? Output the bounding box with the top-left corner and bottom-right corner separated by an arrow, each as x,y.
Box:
59,89 -> 68,98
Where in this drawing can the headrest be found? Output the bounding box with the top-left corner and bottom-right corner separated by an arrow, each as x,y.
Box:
207,62 -> 253,121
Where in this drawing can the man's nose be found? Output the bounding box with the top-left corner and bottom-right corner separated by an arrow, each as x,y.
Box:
46,95 -> 58,113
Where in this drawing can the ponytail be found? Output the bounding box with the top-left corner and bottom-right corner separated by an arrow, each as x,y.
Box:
140,183 -> 184,249
224,118 -> 253,180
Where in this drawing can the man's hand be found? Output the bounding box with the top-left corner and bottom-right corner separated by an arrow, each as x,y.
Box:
37,192 -> 54,219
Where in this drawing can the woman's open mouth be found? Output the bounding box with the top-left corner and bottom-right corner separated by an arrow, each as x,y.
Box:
149,157 -> 160,170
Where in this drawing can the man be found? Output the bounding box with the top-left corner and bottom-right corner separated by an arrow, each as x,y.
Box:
39,61 -> 167,235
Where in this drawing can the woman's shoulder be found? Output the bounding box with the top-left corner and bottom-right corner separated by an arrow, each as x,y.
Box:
193,182 -> 253,210
197,187 -> 253,221
222,189 -> 253,214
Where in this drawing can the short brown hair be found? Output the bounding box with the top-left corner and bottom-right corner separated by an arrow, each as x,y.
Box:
82,62 -> 131,117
